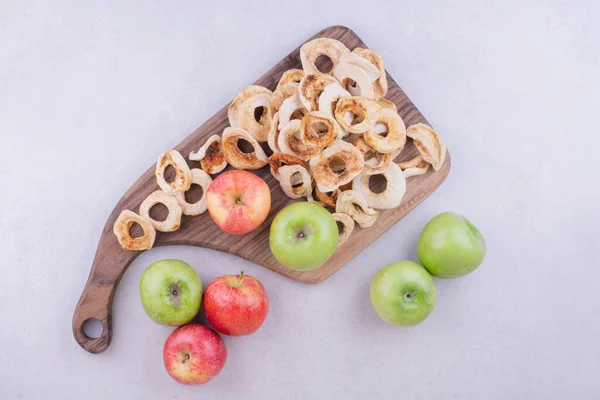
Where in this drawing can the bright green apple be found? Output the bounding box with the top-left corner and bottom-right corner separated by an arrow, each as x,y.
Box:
417,212 -> 486,278
269,202 -> 339,271
370,260 -> 437,326
139,259 -> 202,326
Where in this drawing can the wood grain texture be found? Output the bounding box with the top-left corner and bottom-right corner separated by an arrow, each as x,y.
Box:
73,25 -> 451,354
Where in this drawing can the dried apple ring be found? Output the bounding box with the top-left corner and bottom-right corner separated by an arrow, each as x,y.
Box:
189,135 -> 227,175
228,85 -> 272,128
353,48 -> 388,98
406,123 -> 446,171
300,38 -> 350,75
156,150 -> 192,195
276,164 -> 312,199
113,210 -> 156,251
267,153 -> 307,179
315,186 -> 340,208
309,139 -> 365,192
307,181 -> 327,207
318,82 -> 351,116
334,96 -> 381,134
268,83 -> 298,119
278,119 -> 321,161
352,163 -> 406,209
363,108 -> 407,154
335,190 -> 379,228
174,169 -> 212,216
139,190 -> 183,232
277,69 -> 304,88
353,137 -> 392,175
331,212 -> 354,247
278,93 -> 307,130
339,52 -> 380,81
267,112 -> 282,154
376,98 -> 396,111
333,62 -> 375,99
300,111 -> 339,148
222,127 -> 268,170
298,73 -> 338,112
238,92 -> 272,142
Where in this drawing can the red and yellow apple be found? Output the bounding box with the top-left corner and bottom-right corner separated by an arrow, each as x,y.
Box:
163,324 -> 227,385
206,170 -> 271,235
203,272 -> 269,336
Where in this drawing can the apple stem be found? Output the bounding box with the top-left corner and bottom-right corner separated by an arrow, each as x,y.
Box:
237,271 -> 244,287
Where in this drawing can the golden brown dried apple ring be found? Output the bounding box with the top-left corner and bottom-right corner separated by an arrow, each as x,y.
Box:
228,85 -> 272,128
239,92 -> 272,142
174,169 -> 212,216
307,181 -> 327,207
189,135 -> 227,175
338,181 -> 353,192
276,164 -> 312,199
267,153 -> 307,179
277,69 -> 304,88
268,83 -> 298,120
334,96 -> 382,134
300,38 -> 349,75
363,108 -> 407,154
352,163 -> 406,209
315,186 -> 340,208
335,190 -> 379,228
156,150 -> 192,194
333,62 -> 375,99
406,123 -> 446,171
278,119 -> 321,161
298,73 -> 338,112
309,140 -> 365,192
353,137 -> 393,175
222,127 -> 268,170
139,190 -> 183,232
353,48 -> 388,98
300,111 -> 339,148
331,212 -> 355,247
113,210 -> 156,251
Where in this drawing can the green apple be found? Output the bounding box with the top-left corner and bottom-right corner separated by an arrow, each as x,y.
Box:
139,259 -> 202,326
269,202 -> 339,270
417,212 -> 486,278
370,261 -> 437,326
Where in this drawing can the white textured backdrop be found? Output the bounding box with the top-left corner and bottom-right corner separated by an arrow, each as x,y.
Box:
1,0 -> 599,399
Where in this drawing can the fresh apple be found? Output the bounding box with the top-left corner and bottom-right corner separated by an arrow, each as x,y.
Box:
163,324 -> 227,385
269,202 -> 339,270
203,272 -> 269,336
370,260 -> 437,326
206,170 -> 271,235
417,212 -> 486,278
139,259 -> 202,326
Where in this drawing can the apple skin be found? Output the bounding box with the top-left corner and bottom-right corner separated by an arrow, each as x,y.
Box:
269,202 -> 339,270
163,324 -> 227,385
206,170 -> 271,235
139,259 -> 202,326
203,272 -> 269,336
370,261 -> 437,326
417,212 -> 486,278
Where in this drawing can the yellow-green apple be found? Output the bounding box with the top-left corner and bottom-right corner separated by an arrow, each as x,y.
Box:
206,170 -> 271,235
269,202 -> 338,270
417,212 -> 486,278
139,259 -> 202,326
163,324 -> 227,385
203,272 -> 269,336
370,260 -> 437,326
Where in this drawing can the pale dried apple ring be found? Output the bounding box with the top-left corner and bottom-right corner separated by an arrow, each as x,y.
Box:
300,111 -> 339,148
189,135 -> 227,175
309,139 -> 365,192
222,127 -> 268,170
174,169 -> 212,216
113,210 -> 156,251
140,190 -> 183,232
333,62 -> 375,99
238,92 -> 272,142
267,153 -> 307,179
300,38 -> 350,75
278,119 -> 321,161
334,96 -> 381,134
278,93 -> 307,130
377,98 -> 396,111
268,83 -> 298,119
363,108 -> 407,154
353,48 -> 388,98
406,123 -> 446,171
352,163 -> 406,209
331,212 -> 354,247
353,137 -> 392,175
228,85 -> 272,128
277,69 -> 304,88
267,112 -> 281,154
397,155 -> 424,169
339,52 -> 380,81
335,190 -> 379,228
315,186 -> 340,208
397,156 -> 430,177
276,164 -> 312,199
298,73 -> 338,112
318,82 -> 351,116
156,150 -> 192,194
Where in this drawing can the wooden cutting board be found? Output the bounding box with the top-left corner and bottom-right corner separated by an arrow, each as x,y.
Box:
73,25 -> 451,354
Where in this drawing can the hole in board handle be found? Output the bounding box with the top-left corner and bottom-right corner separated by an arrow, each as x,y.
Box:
83,318 -> 104,339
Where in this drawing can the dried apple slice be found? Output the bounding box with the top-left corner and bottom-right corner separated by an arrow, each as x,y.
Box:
156,150 -> 192,195
140,190 -> 183,232
352,163 -> 406,209
189,135 -> 227,175
335,190 -> 379,228
406,123 -> 446,171
309,139 -> 365,192
300,38 -> 350,75
222,127 -> 268,170
113,210 -> 156,251
363,108 -> 407,154
331,212 -> 355,246
174,169 -> 212,216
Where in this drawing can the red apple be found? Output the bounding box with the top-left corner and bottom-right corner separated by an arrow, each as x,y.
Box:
206,170 -> 271,235
204,272 -> 269,336
163,324 -> 227,385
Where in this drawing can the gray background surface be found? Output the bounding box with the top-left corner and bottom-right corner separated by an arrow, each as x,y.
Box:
1,1 -> 599,399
